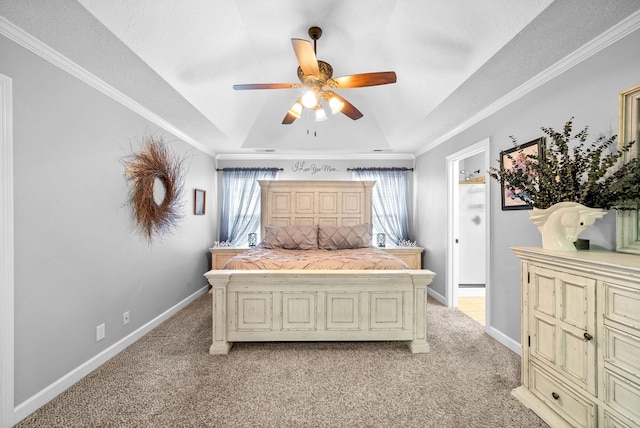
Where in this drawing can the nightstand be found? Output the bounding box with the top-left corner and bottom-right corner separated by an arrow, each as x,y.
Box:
210,246 -> 250,270
379,246 -> 424,269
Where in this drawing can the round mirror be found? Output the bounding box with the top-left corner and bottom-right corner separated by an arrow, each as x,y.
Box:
153,176 -> 167,206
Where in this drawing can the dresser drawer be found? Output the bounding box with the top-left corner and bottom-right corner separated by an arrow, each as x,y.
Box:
604,327 -> 640,385
380,247 -> 423,269
604,370 -> 640,422
210,247 -> 248,270
602,409 -> 640,428
604,283 -> 640,330
393,252 -> 421,269
529,363 -> 596,428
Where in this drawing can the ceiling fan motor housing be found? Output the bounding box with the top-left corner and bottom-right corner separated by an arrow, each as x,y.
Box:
297,61 -> 333,83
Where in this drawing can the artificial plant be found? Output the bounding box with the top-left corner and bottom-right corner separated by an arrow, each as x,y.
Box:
489,118 -> 640,209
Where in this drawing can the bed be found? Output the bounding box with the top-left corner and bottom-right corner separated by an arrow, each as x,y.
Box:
204,180 -> 435,354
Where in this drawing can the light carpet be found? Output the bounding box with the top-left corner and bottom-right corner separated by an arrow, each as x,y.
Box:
17,294 -> 547,427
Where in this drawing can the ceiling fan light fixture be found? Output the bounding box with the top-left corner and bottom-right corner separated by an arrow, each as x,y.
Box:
301,89 -> 318,108
329,96 -> 345,114
288,102 -> 303,119
315,107 -> 328,122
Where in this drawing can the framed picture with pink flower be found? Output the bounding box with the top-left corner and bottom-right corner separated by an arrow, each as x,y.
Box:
499,137 -> 544,211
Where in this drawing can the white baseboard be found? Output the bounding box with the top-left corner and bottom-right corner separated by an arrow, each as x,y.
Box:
486,324 -> 521,356
427,287 -> 446,305
12,285 -> 209,424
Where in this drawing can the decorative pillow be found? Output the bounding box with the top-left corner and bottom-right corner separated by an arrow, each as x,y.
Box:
262,225 -> 318,250
318,224 -> 372,250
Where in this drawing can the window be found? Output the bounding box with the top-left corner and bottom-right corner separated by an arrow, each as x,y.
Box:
219,169 -> 277,245
352,168 -> 410,244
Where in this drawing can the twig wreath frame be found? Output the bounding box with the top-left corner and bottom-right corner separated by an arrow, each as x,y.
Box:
123,137 -> 185,242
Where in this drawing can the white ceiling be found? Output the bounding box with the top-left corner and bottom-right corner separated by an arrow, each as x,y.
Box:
2,1 -> 640,156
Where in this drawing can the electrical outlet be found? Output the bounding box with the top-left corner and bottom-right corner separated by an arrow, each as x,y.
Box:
96,323 -> 105,342
123,311 -> 130,325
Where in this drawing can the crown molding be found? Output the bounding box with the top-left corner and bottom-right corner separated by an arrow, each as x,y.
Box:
415,9 -> 640,157
0,16 -> 216,157
215,152 -> 415,161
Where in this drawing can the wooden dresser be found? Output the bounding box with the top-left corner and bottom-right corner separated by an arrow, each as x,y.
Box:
512,247 -> 640,428
210,245 -> 424,270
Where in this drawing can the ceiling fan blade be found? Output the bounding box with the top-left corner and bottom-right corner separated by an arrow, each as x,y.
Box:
330,93 -> 363,120
291,38 -> 319,77
282,112 -> 298,125
282,97 -> 303,125
331,71 -> 397,88
233,83 -> 301,90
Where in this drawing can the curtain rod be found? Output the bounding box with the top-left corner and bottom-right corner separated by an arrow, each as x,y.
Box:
216,167 -> 284,172
347,167 -> 414,172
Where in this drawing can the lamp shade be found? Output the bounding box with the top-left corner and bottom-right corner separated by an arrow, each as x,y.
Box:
301,90 -> 318,108
329,96 -> 345,114
288,102 -> 303,119
315,108 -> 327,122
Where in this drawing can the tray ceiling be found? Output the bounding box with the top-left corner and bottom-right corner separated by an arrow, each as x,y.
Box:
2,0 -> 640,156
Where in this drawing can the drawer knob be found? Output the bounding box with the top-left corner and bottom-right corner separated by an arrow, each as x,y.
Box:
583,332 -> 593,341
551,392 -> 560,400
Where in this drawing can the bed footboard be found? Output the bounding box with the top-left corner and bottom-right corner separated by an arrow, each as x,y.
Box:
204,269 -> 435,355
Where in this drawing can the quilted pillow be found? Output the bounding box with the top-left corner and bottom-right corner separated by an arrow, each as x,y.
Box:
262,225 -> 318,250
318,224 -> 372,250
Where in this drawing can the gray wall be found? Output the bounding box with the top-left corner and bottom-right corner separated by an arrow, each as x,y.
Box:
414,27 -> 640,343
2,35 -> 217,404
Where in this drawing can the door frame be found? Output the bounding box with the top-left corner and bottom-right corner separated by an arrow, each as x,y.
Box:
1,73 -> 15,427
446,138 -> 490,323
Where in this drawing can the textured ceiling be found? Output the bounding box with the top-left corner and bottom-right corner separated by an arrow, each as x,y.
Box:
2,1 -> 640,156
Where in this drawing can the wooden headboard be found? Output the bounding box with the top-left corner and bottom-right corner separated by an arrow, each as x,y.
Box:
258,180 -> 375,234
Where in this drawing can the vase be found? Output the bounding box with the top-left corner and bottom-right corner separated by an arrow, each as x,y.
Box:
529,202 -> 607,251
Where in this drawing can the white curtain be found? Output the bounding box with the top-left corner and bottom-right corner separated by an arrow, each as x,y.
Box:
354,169 -> 410,244
220,169 -> 277,245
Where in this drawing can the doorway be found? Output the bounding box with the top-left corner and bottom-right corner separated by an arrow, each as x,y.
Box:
446,139 -> 490,327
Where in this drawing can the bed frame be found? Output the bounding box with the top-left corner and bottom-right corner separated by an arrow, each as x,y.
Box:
204,180 -> 435,354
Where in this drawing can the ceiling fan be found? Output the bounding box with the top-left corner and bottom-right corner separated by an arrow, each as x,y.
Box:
233,26 -> 397,124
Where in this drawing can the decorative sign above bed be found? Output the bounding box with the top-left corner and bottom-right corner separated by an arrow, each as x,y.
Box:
291,161 -> 339,175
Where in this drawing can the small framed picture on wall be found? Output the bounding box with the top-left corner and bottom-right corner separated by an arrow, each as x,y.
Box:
499,138 -> 544,211
194,189 -> 206,215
